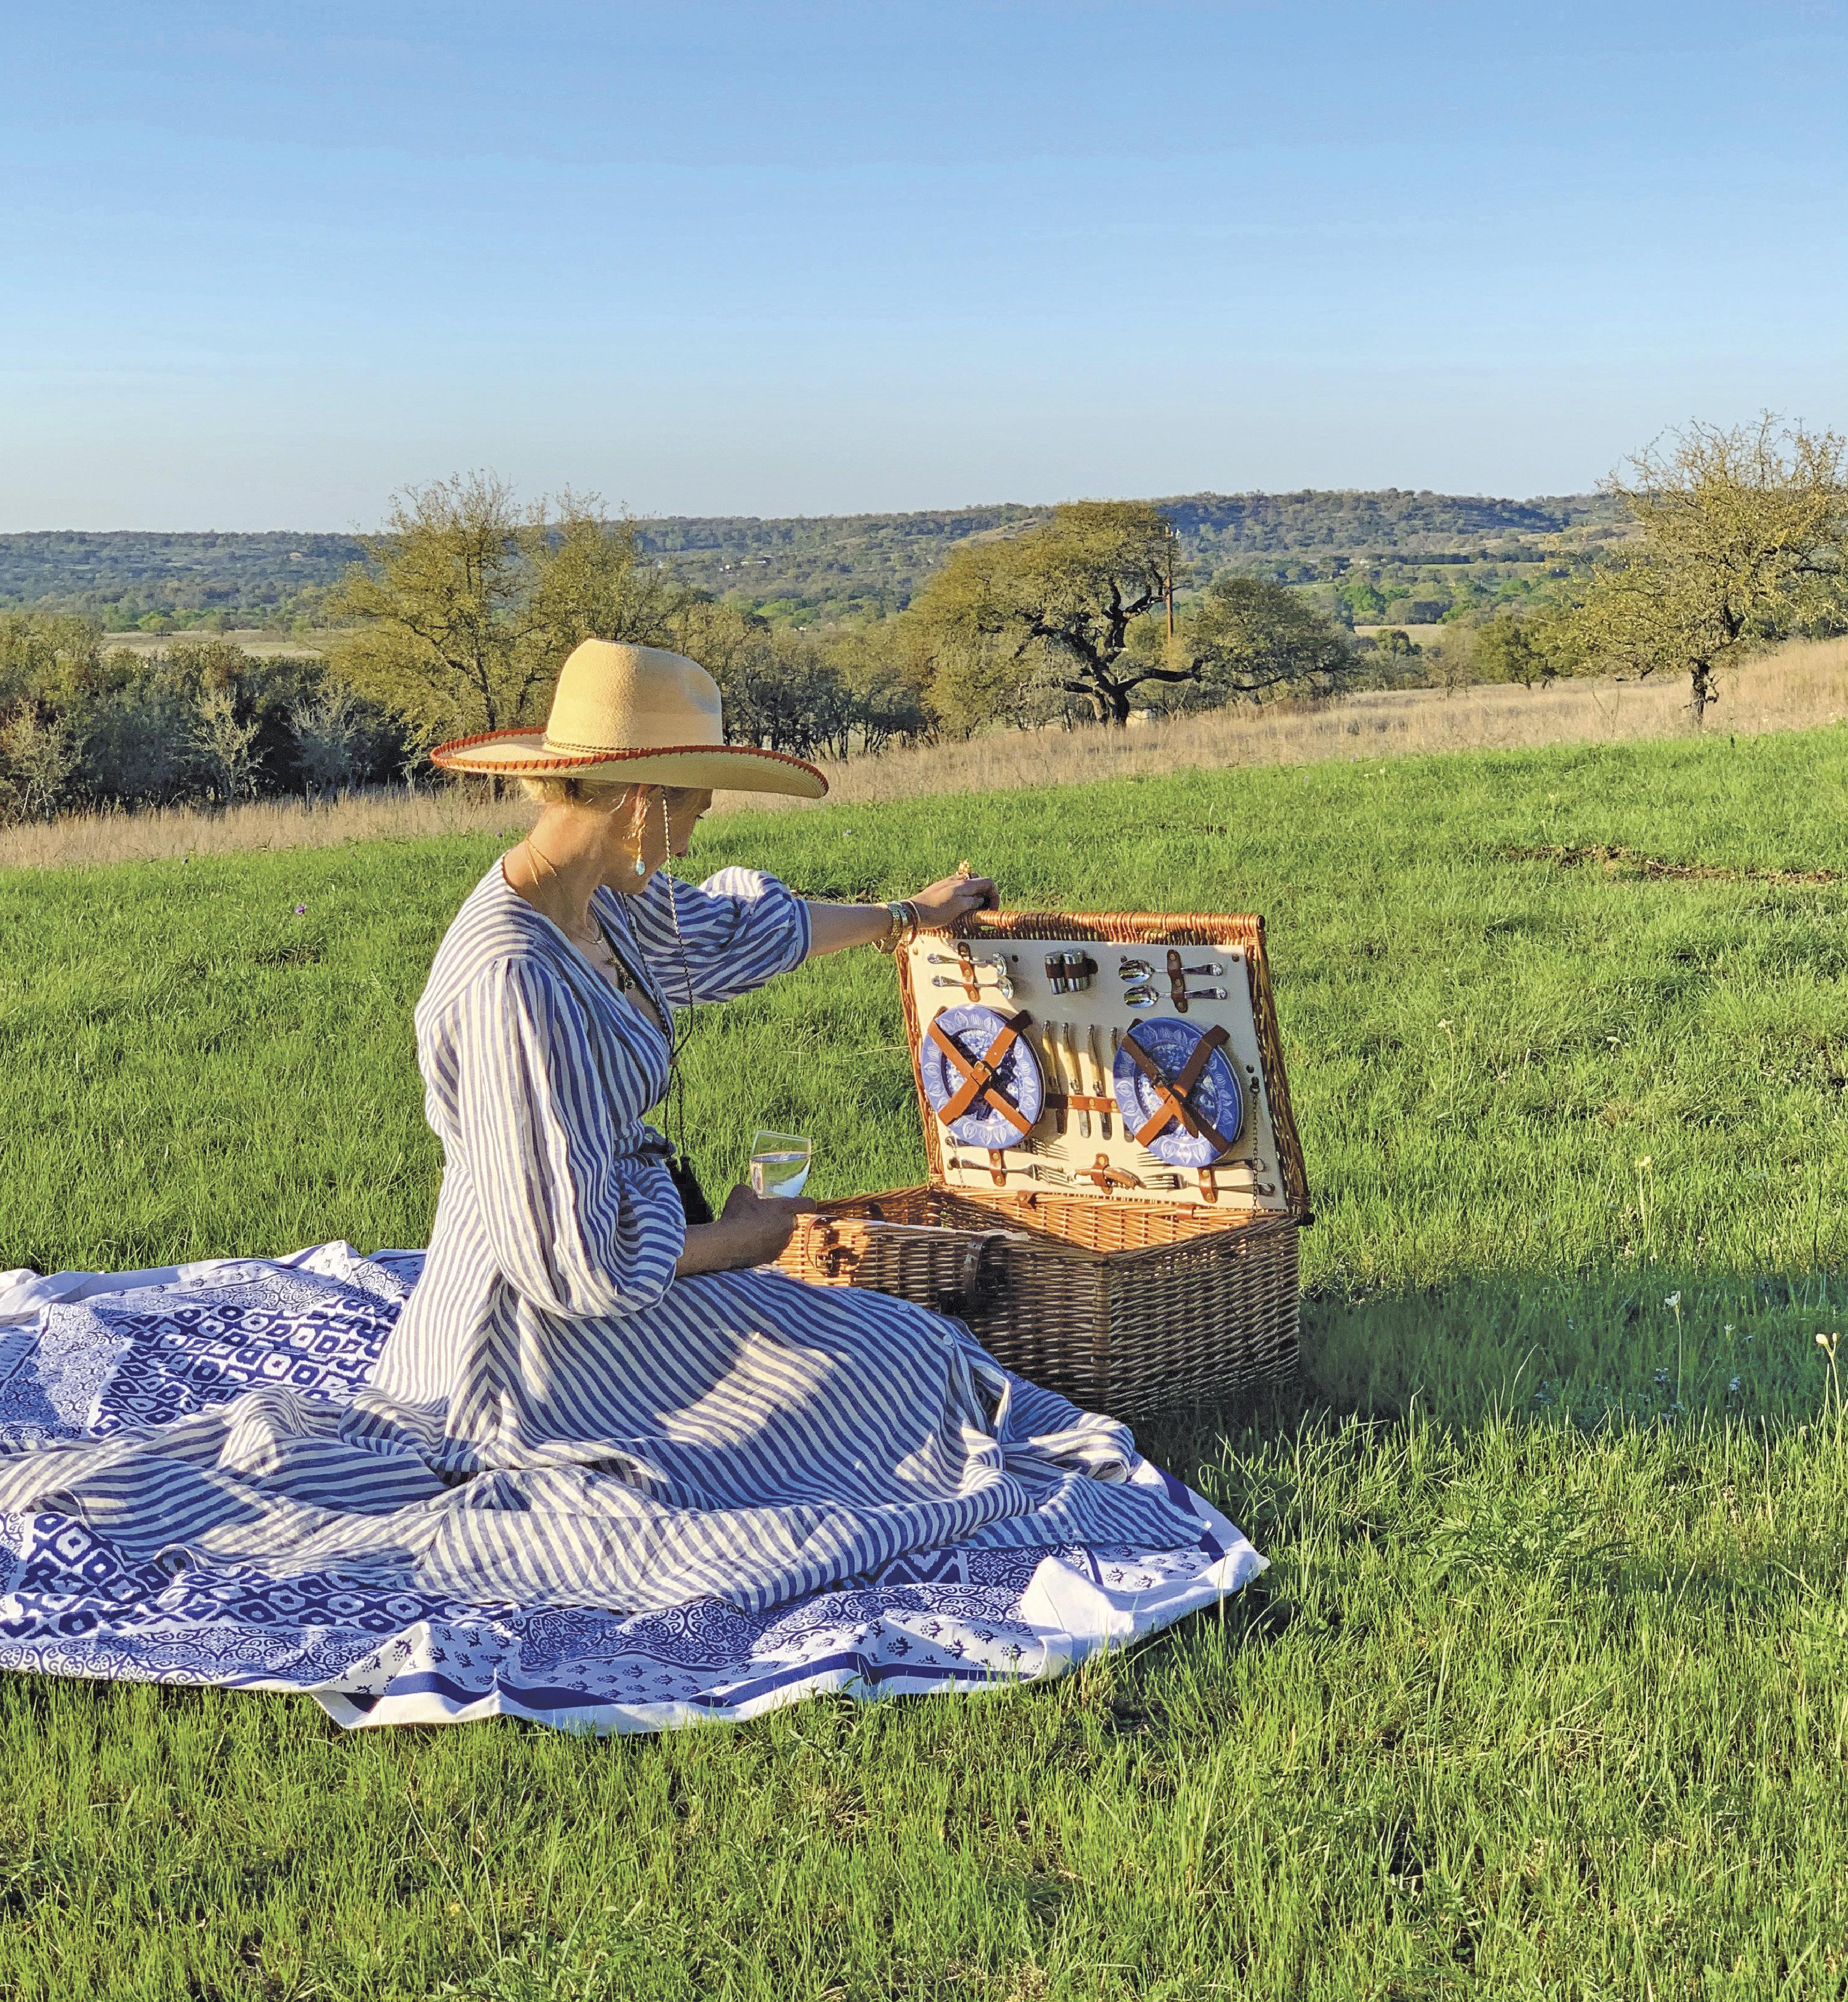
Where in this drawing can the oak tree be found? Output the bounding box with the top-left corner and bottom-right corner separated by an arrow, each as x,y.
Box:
1472,609 -> 1549,687
906,501 -> 1191,727
1574,417 -> 1848,718
1180,573 -> 1355,701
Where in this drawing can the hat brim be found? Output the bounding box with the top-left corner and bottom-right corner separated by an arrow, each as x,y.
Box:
430,731 -> 828,799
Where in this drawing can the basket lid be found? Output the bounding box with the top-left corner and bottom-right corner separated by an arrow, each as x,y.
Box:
895,910 -> 1311,1220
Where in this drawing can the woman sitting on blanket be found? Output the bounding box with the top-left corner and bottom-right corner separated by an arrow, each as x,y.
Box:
372,640 -> 1211,1608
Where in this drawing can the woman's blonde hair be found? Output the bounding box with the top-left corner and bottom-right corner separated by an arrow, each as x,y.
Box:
518,778 -> 707,812
517,775 -> 595,806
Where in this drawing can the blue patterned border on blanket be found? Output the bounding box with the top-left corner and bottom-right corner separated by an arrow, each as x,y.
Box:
0,1245 -> 1264,1732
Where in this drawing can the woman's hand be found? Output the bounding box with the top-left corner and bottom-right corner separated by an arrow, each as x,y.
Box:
674,1183 -> 818,1278
908,865 -> 999,932
802,865 -> 1000,958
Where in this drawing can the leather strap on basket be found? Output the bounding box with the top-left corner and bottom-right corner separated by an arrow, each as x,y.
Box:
927,1009 -> 1035,1137
935,1230 -> 1013,1320
1120,1024 -> 1232,1154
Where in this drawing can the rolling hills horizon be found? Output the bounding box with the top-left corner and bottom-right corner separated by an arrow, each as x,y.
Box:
1,485 -> 1628,627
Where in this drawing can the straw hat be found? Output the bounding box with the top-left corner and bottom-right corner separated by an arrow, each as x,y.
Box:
430,640 -> 828,798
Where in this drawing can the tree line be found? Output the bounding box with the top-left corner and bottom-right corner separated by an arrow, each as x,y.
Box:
321,479 -> 1369,742
4,418 -> 1843,822
0,621 -> 411,823
0,477 -> 1363,821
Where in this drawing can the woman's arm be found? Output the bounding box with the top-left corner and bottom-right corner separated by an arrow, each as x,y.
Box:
804,869 -> 999,958
664,870 -> 1000,1278
675,870 -> 1000,1275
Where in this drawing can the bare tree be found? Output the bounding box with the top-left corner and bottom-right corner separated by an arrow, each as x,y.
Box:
190,689 -> 265,803
287,684 -> 370,798
1,704 -> 82,821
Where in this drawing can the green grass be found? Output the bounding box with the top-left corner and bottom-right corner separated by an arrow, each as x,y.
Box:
4,730 -> 1848,1997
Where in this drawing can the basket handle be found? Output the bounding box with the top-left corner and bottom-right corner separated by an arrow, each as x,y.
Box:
794,1215 -> 855,1280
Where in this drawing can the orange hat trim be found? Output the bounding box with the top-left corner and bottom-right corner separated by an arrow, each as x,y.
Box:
429,728 -> 825,782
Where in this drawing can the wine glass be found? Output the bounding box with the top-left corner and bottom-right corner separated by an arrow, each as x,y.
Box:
749,1130 -> 813,1199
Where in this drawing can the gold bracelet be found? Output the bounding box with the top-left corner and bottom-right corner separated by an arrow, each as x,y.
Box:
873,899 -> 918,953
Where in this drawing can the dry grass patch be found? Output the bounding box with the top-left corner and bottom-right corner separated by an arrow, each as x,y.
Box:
100,627 -> 327,661
797,634 -> 1848,811
0,787 -> 540,872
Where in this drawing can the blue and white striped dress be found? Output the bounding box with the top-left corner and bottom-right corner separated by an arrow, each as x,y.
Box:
0,861 -> 1206,1617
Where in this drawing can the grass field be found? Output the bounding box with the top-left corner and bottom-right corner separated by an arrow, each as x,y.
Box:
4,730 -> 1848,1997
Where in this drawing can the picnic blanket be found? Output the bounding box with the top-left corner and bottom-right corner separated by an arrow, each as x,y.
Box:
0,1244 -> 1263,1732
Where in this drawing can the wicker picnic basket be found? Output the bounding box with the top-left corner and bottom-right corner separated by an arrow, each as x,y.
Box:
775,910 -> 1310,1418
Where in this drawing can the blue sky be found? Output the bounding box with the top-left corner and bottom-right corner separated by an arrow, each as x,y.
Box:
4,1 -> 1846,527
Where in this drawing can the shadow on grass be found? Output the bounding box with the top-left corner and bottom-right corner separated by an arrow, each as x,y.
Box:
1116,1259 -> 1848,1674
1142,1259 -> 1847,1461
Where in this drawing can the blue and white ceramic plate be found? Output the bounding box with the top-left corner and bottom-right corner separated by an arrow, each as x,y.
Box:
1111,1017 -> 1244,1168
920,1004 -> 1046,1151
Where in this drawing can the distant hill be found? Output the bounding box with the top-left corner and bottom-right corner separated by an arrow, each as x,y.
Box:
0,489 -> 1624,627
0,530 -> 367,625
1159,489 -> 1617,559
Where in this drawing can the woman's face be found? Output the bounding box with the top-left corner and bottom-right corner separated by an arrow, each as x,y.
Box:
662,786 -> 714,861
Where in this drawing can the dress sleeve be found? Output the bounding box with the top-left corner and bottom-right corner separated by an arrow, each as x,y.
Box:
449,957 -> 686,1319
624,866 -> 813,1006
